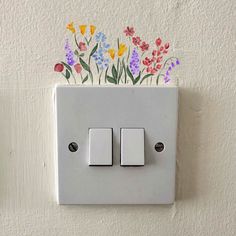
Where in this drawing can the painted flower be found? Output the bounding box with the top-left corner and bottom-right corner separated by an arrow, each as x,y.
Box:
108,48 -> 115,60
54,63 -> 64,72
140,41 -> 149,51
74,63 -> 82,73
129,48 -> 140,76
124,26 -> 135,37
147,66 -> 157,74
66,22 -> 76,34
163,59 -> 180,83
95,32 -> 107,43
92,48 -> 110,70
102,42 -> 110,51
65,39 -> 75,66
79,25 -> 87,35
132,36 -> 141,46
78,42 -> 87,51
156,56 -> 163,63
164,43 -> 170,49
118,43 -> 127,57
156,64 -> 162,69
155,37 -> 162,46
143,57 -> 152,66
90,25 -> 96,36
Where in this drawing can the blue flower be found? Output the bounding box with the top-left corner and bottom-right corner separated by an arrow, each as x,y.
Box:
95,32 -> 106,43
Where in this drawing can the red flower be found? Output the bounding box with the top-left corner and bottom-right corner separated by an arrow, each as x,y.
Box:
157,50 -> 161,56
164,43 -> 170,49
163,50 -> 168,54
143,57 -> 152,66
152,50 -> 157,56
160,46 -> 164,51
54,63 -> 64,72
147,66 -> 157,74
132,36 -> 141,46
155,37 -> 162,46
74,63 -> 82,73
124,26 -> 135,37
156,64 -> 162,69
140,41 -> 149,51
156,56 -> 163,63
78,42 -> 87,51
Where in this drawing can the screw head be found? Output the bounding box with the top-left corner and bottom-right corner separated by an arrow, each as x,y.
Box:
68,142 -> 78,152
154,142 -> 164,152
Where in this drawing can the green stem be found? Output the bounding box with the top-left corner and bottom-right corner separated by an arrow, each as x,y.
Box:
105,67 -> 108,83
74,34 -> 80,50
80,72 -> 83,83
98,70 -> 103,85
72,73 -> 76,84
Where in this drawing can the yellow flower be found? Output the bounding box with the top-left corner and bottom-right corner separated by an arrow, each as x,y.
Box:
66,22 -> 76,34
118,43 -> 127,57
79,25 -> 87,35
90,25 -> 96,36
108,48 -> 116,60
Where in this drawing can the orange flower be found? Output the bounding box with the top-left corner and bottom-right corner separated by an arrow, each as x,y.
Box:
108,49 -> 115,60
90,25 -> 96,36
118,43 -> 127,57
79,25 -> 87,35
66,22 -> 76,34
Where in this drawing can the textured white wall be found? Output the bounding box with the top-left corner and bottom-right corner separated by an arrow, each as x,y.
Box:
0,0 -> 235,235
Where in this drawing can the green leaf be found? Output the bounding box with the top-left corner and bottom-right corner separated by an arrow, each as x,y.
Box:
61,61 -> 72,74
106,75 -> 117,84
74,50 -> 79,56
89,43 -> 98,57
112,65 -> 118,79
89,72 -> 93,84
65,69 -> 70,79
118,63 -> 123,82
134,72 -> 141,85
82,75 -> 89,84
79,53 -> 85,57
126,66 -> 134,84
140,74 -> 153,84
79,58 -> 90,72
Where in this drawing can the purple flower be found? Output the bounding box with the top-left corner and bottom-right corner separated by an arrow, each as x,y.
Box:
171,62 -> 175,67
176,59 -> 180,65
65,39 -> 75,66
129,48 -> 140,76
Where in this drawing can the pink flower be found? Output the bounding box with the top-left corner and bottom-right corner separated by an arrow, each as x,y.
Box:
164,43 -> 170,49
143,57 -> 152,66
132,36 -> 141,46
155,38 -> 162,46
54,63 -> 64,72
124,26 -> 135,37
147,66 -> 157,74
152,50 -> 157,56
160,46 -> 164,51
156,56 -> 163,63
163,50 -> 168,54
140,41 -> 149,51
156,64 -> 162,69
74,63 -> 82,73
78,42 -> 87,51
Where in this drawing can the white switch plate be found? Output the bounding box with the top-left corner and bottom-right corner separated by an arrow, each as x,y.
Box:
54,85 -> 178,204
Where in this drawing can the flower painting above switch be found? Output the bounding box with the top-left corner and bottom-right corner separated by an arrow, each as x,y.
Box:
54,23 -> 180,85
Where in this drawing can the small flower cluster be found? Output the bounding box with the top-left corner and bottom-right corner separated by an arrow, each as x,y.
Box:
164,59 -> 180,83
65,39 -> 75,66
142,37 -> 169,75
129,48 -> 140,76
54,23 -> 180,85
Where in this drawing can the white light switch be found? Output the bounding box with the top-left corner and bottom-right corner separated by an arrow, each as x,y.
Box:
121,128 -> 145,166
89,128 -> 112,166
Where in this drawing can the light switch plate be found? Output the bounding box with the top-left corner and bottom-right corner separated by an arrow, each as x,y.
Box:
54,85 -> 178,204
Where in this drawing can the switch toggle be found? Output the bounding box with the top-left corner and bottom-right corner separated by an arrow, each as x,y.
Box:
89,128 -> 112,166
121,128 -> 145,166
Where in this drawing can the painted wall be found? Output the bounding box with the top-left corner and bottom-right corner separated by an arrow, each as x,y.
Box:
0,0 -> 235,235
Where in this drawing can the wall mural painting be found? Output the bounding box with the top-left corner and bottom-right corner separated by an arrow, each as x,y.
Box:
54,23 -> 180,85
